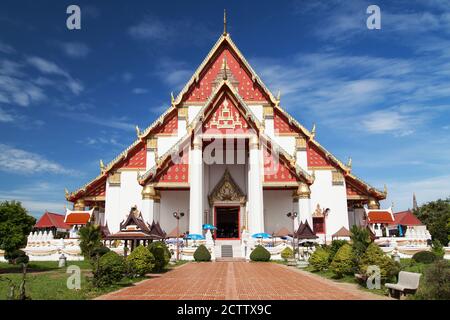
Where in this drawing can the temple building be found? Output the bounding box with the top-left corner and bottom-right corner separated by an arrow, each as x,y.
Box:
65,18 -> 386,245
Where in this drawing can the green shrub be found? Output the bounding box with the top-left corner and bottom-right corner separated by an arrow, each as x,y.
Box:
5,249 -> 29,265
330,244 -> 354,278
79,223 -> 101,259
126,245 -> 155,276
432,240 -> 445,258
415,259 -> 450,300
309,247 -> 330,271
250,245 -> 271,262
329,240 -> 348,263
281,247 -> 294,261
93,251 -> 125,287
193,245 -> 211,262
359,243 -> 400,281
90,246 -> 110,261
148,241 -> 170,272
412,251 -> 438,264
350,225 -> 372,263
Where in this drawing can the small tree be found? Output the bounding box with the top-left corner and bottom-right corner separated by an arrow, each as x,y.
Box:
414,197 -> 450,246
328,240 -> 348,263
359,243 -> 400,281
330,244 -> 354,278
193,245 -> 211,262
79,223 -> 102,260
0,201 -> 35,300
431,240 -> 445,259
309,247 -> 330,271
350,225 -> 372,268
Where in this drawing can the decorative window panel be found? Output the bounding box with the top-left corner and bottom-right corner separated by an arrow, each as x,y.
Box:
108,172 -> 121,186
332,170 -> 344,185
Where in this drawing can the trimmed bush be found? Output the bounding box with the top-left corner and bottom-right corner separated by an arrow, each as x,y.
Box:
250,245 -> 271,262
330,244 -> 354,278
281,247 -> 294,261
328,240 -> 348,263
432,240 -> 445,258
126,245 -> 155,276
193,244 -> 211,262
309,247 -> 330,271
359,243 -> 400,280
412,251 -> 438,264
93,251 -> 125,287
415,259 -> 450,300
148,241 -> 170,272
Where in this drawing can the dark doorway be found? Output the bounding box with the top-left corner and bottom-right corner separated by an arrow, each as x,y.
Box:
215,206 -> 239,239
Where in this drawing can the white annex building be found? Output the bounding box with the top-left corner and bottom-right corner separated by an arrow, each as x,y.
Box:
65,22 -> 387,247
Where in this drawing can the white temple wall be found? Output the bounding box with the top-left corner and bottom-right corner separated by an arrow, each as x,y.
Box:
273,135 -> 295,156
248,104 -> 263,123
157,136 -> 180,156
295,150 -> 308,171
264,118 -> 275,140
188,105 -> 202,125
309,170 -> 349,237
105,170 -> 144,233
263,190 -> 294,234
146,149 -> 156,171
159,190 -> 190,234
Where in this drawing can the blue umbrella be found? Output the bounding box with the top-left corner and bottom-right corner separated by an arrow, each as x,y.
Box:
185,233 -> 205,240
202,224 -> 217,230
252,232 -> 272,239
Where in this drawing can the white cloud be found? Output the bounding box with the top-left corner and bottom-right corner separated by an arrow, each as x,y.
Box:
58,111 -> 135,131
58,41 -> 90,58
154,58 -> 193,89
132,88 -> 149,94
0,40 -> 15,54
0,144 -> 75,175
381,174 -> 450,211
0,107 -> 14,122
27,56 -> 84,95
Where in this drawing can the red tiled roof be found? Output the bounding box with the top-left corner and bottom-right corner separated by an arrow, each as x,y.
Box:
367,210 -> 395,224
394,210 -> 423,226
35,212 -> 70,230
65,212 -> 91,225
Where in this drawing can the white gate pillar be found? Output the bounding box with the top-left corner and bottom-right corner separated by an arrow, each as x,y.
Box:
247,136 -> 264,234
189,137 -> 203,234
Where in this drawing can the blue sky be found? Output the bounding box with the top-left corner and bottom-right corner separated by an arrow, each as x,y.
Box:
0,0 -> 449,218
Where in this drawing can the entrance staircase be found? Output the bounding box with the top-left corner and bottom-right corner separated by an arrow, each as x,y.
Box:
214,240 -> 244,261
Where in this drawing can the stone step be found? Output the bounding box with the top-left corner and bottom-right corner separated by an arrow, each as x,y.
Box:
221,245 -> 233,257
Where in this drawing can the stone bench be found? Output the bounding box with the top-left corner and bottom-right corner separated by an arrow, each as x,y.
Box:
385,271 -> 421,299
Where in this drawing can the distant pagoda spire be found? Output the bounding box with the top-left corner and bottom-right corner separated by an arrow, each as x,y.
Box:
223,9 -> 227,35
413,193 -> 418,211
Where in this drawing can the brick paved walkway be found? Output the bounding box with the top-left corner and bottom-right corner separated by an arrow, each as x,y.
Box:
98,262 -> 388,300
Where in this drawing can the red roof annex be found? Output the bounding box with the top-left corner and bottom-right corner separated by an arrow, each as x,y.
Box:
366,210 -> 395,224
394,210 -> 422,226
64,209 -> 92,225
35,211 -> 70,230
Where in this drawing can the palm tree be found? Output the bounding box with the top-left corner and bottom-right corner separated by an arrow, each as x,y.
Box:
79,223 -> 102,260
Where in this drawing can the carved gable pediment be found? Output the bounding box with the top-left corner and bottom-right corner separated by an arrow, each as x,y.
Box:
208,169 -> 246,206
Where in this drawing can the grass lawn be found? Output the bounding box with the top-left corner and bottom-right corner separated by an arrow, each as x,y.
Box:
0,260 -> 188,300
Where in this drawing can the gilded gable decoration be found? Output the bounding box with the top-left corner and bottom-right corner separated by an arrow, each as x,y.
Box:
208,168 -> 246,206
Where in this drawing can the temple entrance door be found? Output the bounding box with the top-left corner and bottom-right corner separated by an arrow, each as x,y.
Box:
214,206 -> 240,239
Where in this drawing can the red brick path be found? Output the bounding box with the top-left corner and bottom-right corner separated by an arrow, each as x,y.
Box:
98,262 -> 387,300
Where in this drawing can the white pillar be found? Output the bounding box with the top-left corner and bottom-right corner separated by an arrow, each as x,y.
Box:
141,185 -> 160,223
294,182 -> 312,226
189,137 -> 203,234
247,136 -> 264,234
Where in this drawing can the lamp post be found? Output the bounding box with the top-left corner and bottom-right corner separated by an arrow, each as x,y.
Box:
286,212 -> 298,260
323,208 -> 330,244
173,211 -> 184,261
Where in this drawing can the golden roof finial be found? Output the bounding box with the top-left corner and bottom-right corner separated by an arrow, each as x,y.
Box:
171,92 -> 175,105
64,188 -> 69,197
223,9 -> 227,35
311,123 -> 316,139
276,90 -> 281,101
347,157 -> 352,169
100,159 -> 105,171
384,184 -> 388,195
135,125 -> 141,137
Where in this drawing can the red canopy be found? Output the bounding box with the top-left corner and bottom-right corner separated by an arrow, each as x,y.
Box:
394,210 -> 422,226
